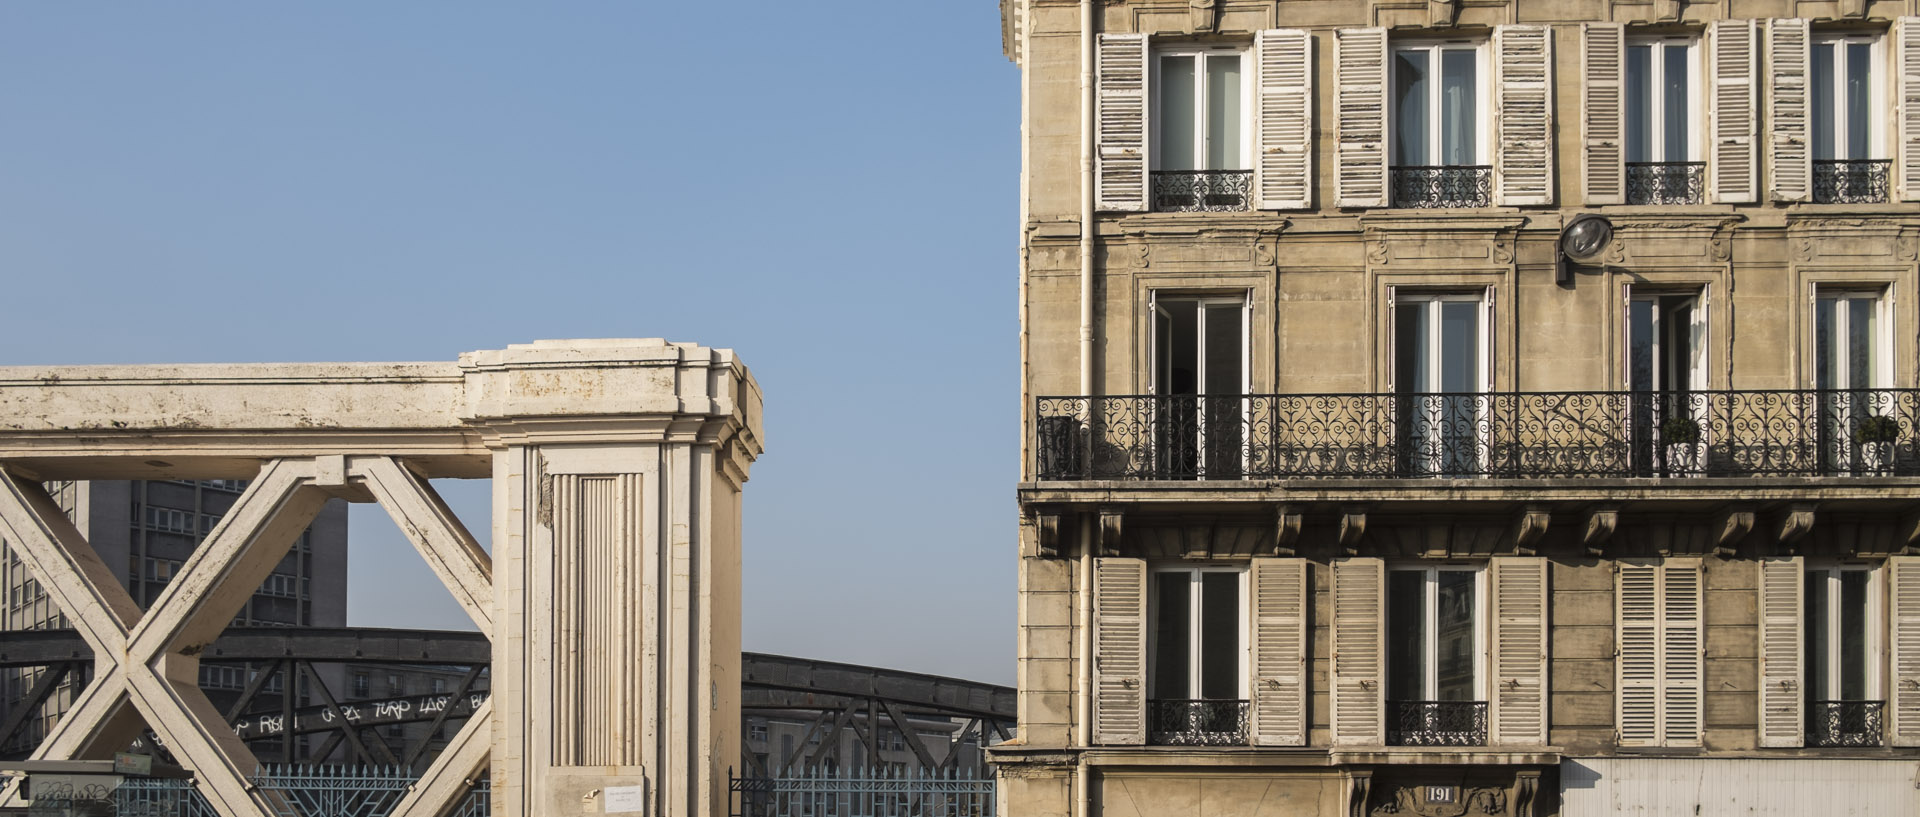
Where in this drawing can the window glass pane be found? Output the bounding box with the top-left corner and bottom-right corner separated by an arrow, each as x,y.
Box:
1839,570 -> 1869,700
1849,296 -> 1878,389
1396,300 -> 1429,393
1661,296 -> 1695,393
1626,45 -> 1653,163
1629,298 -> 1655,392
1440,49 -> 1477,165
1439,300 -> 1480,393
1847,43 -> 1871,160
1206,55 -> 1242,170
1394,51 -> 1431,166
1806,572 -> 1831,700
1663,44 -> 1690,161
1435,570 -> 1477,701
1387,571 -> 1428,700
1163,300 -> 1198,395
1815,297 -> 1839,390
1199,572 -> 1240,699
1153,572 -> 1192,699
1813,44 -> 1835,160
1204,304 -> 1243,396
1160,56 -> 1198,171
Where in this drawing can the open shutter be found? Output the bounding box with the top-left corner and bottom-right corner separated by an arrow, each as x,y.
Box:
1617,561 -> 1660,746
1249,557 -> 1308,746
1335,28 -> 1390,208
1490,557 -> 1548,746
1767,19 -> 1812,202
1896,18 -> 1920,201
1582,24 -> 1625,205
1495,25 -> 1555,206
1331,557 -> 1384,745
1710,20 -> 1759,203
1097,34 -> 1150,212
1257,29 -> 1315,210
1890,556 -> 1920,746
1758,556 -> 1804,747
1092,557 -> 1147,745
1660,560 -> 1704,747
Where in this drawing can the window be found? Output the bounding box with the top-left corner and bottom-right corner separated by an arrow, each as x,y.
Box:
387,674 -> 402,696
1806,565 -> 1883,746
1394,291 -> 1489,476
1150,292 -> 1250,479
1392,40 -> 1490,207
431,678 -> 447,694
1815,289 -> 1895,473
1625,36 -> 1703,203
353,673 -> 370,698
1627,290 -> 1708,474
1152,45 -> 1252,211
749,723 -> 768,743
1386,566 -> 1485,745
1812,33 -> 1887,203
1616,559 -> 1703,747
1147,566 -> 1246,745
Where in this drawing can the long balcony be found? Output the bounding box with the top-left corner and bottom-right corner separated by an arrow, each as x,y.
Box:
1147,698 -> 1249,746
1034,390 -> 1920,481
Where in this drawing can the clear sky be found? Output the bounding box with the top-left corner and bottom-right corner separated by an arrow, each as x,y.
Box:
0,5 -> 1020,685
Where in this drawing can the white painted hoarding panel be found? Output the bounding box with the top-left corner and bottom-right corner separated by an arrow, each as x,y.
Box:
1562,758 -> 1920,817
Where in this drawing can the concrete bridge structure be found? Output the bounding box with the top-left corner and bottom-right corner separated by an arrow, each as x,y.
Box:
0,339 -> 764,817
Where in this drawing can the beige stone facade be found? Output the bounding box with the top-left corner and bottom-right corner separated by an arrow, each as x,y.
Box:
997,0 -> 1920,814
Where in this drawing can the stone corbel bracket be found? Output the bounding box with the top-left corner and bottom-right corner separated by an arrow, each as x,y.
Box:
1513,506 -> 1551,555
1338,507 -> 1369,554
1275,504 -> 1303,556
1582,505 -> 1620,557
1713,506 -> 1757,557
1773,502 -> 1817,551
1100,508 -> 1126,557
1031,509 -> 1062,559
1903,506 -> 1920,555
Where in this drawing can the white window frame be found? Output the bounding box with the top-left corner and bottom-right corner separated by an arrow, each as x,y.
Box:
1151,44 -> 1255,172
1625,34 -> 1705,164
1806,562 -> 1884,701
1625,287 -> 1709,393
1148,290 -> 1253,396
1145,564 -> 1250,702
1811,32 -> 1888,162
1390,39 -> 1494,167
1387,564 -> 1489,702
1391,290 -> 1493,394
1814,287 -> 1894,390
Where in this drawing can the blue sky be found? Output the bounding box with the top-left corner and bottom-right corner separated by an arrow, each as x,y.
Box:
0,4 -> 1021,685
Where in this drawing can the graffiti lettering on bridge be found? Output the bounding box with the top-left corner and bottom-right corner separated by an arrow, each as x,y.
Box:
231,692 -> 489,739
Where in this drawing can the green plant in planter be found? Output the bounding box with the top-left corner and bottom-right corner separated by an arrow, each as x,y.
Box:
1661,416 -> 1701,445
1855,414 -> 1903,444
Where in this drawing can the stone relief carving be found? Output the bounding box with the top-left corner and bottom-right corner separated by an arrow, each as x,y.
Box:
1428,0 -> 1459,27
1708,233 -> 1730,262
1367,239 -> 1390,266
1188,0 -> 1217,33
1253,240 -> 1276,268
1369,786 -> 1508,817
1900,230 -> 1918,262
1491,237 -> 1513,265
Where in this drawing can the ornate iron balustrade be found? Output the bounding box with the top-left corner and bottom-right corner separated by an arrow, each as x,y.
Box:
1151,170 -> 1253,212
1391,166 -> 1492,208
1813,159 -> 1891,204
1626,162 -> 1705,205
1148,699 -> 1250,746
1035,389 -> 1920,481
1808,700 -> 1884,747
1388,700 -> 1487,747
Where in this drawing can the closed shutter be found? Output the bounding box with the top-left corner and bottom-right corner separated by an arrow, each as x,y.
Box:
1490,557 -> 1549,745
1767,19 -> 1812,202
1257,29 -> 1315,210
1896,18 -> 1920,201
1249,557 -> 1308,745
1710,20 -> 1759,203
1097,34 -> 1150,212
1660,560 -> 1704,747
1891,556 -> 1920,747
1331,557 -> 1385,745
1495,25 -> 1555,205
1617,561 -> 1661,746
1582,23 -> 1626,205
1335,28 -> 1390,207
1092,557 -> 1147,745
1758,556 -> 1804,747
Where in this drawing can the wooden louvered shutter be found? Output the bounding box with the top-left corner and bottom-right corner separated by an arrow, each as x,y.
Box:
1616,561 -> 1660,747
1331,557 -> 1384,745
1495,25 -> 1555,205
1097,34 -> 1150,212
1335,28 -> 1389,208
1890,556 -> 1920,746
1582,23 -> 1625,205
1249,557 -> 1308,746
1757,556 -> 1804,747
1490,557 -> 1548,745
1767,19 -> 1812,202
1092,557 -> 1147,745
1660,560 -> 1704,747
1710,20 -> 1759,203
1896,19 -> 1920,201
1256,29 -> 1314,210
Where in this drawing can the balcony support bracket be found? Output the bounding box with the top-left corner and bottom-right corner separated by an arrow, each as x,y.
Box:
1774,503 -> 1818,551
1339,508 -> 1369,555
1274,504 -> 1303,556
1901,506 -> 1920,555
1032,509 -> 1062,559
1581,506 -> 1620,557
1099,508 -> 1125,557
1514,770 -> 1542,817
1513,507 -> 1551,555
1345,770 -> 1373,817
1713,507 -> 1756,557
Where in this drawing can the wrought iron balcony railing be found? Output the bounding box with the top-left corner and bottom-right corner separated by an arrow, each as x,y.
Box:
1151,170 -> 1253,212
1388,700 -> 1487,746
1147,699 -> 1249,746
1813,159 -> 1891,204
1034,389 -> 1920,481
1626,161 -> 1705,205
1808,700 -> 1884,747
1391,165 -> 1492,208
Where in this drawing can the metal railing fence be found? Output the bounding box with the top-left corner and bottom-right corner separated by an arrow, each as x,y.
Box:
729,766 -> 995,817
87,766 -> 492,817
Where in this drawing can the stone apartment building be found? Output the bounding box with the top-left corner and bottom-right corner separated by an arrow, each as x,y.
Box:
994,0 -> 1920,813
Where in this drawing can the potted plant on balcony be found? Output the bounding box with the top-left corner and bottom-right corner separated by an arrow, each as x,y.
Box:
1660,415 -> 1702,474
1854,414 -> 1902,475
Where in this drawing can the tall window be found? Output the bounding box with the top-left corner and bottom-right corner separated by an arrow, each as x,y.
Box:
1625,36 -> 1702,204
1815,289 -> 1893,473
1148,566 -> 1246,745
1806,565 -> 1882,746
1394,291 -> 1488,476
1153,46 -> 1250,211
1151,293 -> 1249,479
1392,41 -> 1489,207
1812,34 -> 1887,203
1386,566 -> 1485,745
1628,291 -> 1707,474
